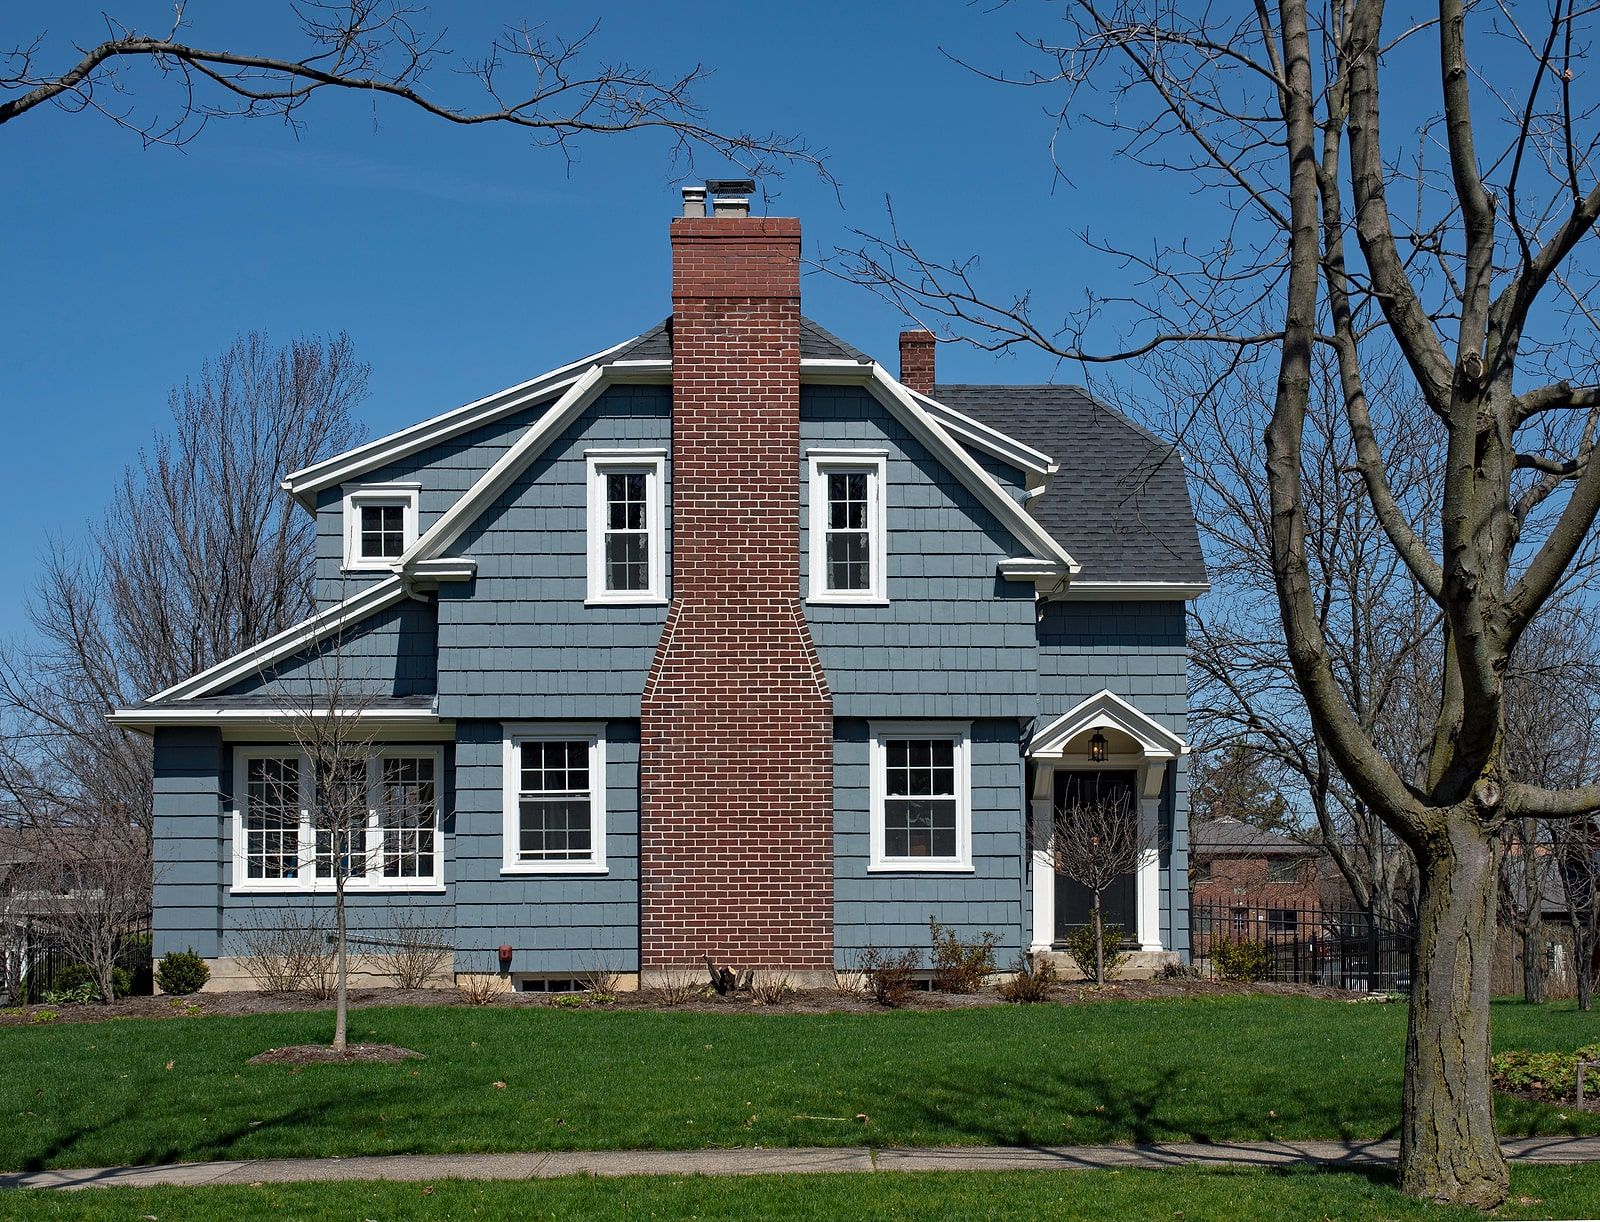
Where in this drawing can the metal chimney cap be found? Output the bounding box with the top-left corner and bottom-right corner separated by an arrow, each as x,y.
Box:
705,178 -> 755,195
680,185 -> 707,218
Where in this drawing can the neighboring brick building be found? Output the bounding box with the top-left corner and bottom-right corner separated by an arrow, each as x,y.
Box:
1190,816 -> 1321,944
117,184 -> 1208,989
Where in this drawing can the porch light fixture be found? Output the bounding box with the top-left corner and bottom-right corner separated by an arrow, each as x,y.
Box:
1088,731 -> 1108,763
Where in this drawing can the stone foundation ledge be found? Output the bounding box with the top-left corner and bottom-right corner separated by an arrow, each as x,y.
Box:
1033,949 -> 1182,982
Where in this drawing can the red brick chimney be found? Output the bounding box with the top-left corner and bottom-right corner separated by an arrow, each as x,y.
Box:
639,184 -> 834,979
898,329 -> 936,395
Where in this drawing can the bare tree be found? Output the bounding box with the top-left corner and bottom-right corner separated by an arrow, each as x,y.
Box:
0,333 -> 367,855
0,3 -> 823,183
1553,818 -> 1600,1011
837,2 -> 1600,1205
1051,791 -> 1148,985
21,819 -> 150,1005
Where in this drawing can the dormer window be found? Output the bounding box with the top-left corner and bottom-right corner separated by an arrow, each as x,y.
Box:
342,485 -> 419,571
808,450 -> 887,604
586,450 -> 666,604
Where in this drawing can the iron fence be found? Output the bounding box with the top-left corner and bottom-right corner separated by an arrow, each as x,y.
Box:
2,918 -> 152,1002
1191,901 -> 1414,992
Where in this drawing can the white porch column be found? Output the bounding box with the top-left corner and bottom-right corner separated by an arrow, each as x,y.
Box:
1029,767 -> 1055,952
1136,761 -> 1168,952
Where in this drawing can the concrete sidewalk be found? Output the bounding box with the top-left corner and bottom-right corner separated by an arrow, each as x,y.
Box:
7,1137 -> 1600,1192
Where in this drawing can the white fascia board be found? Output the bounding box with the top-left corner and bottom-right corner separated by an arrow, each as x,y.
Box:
109,707 -> 447,730
280,335 -> 642,509
1065,581 -> 1211,601
141,577 -> 410,703
805,361 -> 1078,571
400,364 -> 610,568
906,388 -> 1058,476
406,556 -> 478,584
1029,688 -> 1189,760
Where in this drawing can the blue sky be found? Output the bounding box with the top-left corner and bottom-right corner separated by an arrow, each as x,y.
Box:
0,2 -> 1298,644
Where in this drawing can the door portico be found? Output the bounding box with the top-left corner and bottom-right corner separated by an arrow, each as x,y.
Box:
1026,689 -> 1188,955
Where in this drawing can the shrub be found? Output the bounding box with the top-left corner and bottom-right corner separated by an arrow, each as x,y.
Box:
928,918 -> 999,993
856,946 -> 919,1008
233,912 -> 334,995
49,962 -> 131,1002
1213,938 -> 1272,983
1063,923 -> 1128,982
44,980 -> 99,1005
651,968 -> 706,1006
155,949 -> 209,996
1493,1043 -> 1600,1101
750,973 -> 794,1005
373,913 -> 454,990
997,953 -> 1057,1003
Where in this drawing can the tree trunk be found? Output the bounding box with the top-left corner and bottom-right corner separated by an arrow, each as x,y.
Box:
1398,817 -> 1507,1207
1521,923 -> 1546,1005
333,879 -> 349,1052
1578,951 -> 1593,1012
1092,890 -> 1105,985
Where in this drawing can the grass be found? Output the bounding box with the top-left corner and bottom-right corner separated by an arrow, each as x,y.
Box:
7,1167 -> 1600,1221
1,995 -> 1596,1172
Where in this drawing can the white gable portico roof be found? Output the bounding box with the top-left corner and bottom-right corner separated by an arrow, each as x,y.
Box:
1028,689 -> 1188,760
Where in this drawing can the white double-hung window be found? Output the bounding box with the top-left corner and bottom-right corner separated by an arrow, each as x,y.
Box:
232,747 -> 443,892
808,450 -> 887,603
586,450 -> 666,604
502,724 -> 607,874
342,484 -> 420,570
868,722 -> 973,872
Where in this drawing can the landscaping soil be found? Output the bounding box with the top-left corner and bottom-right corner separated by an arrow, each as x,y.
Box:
247,1043 -> 424,1067
0,976 -> 1367,1027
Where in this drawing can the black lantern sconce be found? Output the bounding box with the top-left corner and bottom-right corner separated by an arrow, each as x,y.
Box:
1088,730 -> 1108,763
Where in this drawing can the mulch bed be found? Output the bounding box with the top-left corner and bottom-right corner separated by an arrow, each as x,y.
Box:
248,1043 -> 424,1067
0,976 -> 1365,1027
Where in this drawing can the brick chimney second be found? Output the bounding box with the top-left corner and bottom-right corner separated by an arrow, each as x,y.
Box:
899,329 -> 936,395
638,187 -> 835,981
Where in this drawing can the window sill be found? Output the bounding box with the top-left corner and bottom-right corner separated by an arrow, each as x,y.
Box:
583,594 -> 668,608
339,563 -> 400,575
808,594 -> 890,607
229,882 -> 447,896
866,861 -> 975,874
500,863 -> 610,876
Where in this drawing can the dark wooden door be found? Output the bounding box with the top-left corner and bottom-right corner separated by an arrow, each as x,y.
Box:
1053,769 -> 1138,943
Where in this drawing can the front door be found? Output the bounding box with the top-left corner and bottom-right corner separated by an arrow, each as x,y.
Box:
1053,769 -> 1138,944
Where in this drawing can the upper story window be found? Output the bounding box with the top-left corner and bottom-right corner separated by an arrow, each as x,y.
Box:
868,721 -> 972,872
586,450 -> 666,604
342,485 -> 420,571
232,747 -> 443,893
501,724 -> 608,874
808,450 -> 887,604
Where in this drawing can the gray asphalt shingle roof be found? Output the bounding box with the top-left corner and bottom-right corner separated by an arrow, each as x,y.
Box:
933,384 -> 1207,585
609,317 -> 872,364
1191,816 -> 1317,858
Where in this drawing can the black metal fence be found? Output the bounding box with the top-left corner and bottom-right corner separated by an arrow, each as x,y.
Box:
3,919 -> 153,1002
1192,902 -> 1414,992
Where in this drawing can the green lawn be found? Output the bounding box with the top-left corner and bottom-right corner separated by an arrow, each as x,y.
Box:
7,1167 -> 1600,1221
0,996 -> 1595,1172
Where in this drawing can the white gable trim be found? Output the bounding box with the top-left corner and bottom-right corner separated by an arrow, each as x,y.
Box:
906,388 -> 1058,476
280,335 -> 642,509
1028,689 -> 1188,760
801,360 -> 1078,571
138,576 -> 411,703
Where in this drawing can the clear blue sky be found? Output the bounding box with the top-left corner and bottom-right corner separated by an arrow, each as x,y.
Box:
0,2 -> 1240,644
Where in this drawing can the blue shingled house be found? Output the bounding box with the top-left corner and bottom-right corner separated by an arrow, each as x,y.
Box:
116,184 -> 1206,989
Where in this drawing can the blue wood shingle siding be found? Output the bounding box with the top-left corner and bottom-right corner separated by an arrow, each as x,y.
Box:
435,386 -> 670,722
1037,599 -> 1191,956
832,718 -> 1028,968
450,720 -> 639,974
800,387 -> 1040,721
223,597 -> 439,700
152,728 -> 226,958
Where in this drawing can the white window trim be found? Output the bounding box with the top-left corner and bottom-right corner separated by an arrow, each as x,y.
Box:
586,449 -> 667,605
807,449 -> 888,605
501,722 -> 609,875
867,720 -> 973,873
342,484 -> 421,572
229,745 -> 446,895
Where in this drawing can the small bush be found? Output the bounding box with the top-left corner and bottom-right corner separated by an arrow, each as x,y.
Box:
455,972 -> 502,1006
928,918 -> 999,993
155,949 -> 209,996
233,912 -> 334,995
857,946 -> 919,1008
997,953 -> 1057,1003
373,913 -> 454,991
833,969 -> 868,999
651,968 -> 706,1006
1063,922 -> 1128,982
43,981 -> 99,1006
49,962 -> 130,1002
1493,1043 -> 1600,1101
750,973 -> 794,1005
1158,959 -> 1199,980
1212,938 -> 1272,983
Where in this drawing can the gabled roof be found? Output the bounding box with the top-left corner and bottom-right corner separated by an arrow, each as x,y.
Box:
609,316 -> 873,364
1191,816 -> 1317,858
933,384 -> 1207,589
1028,689 -> 1188,760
